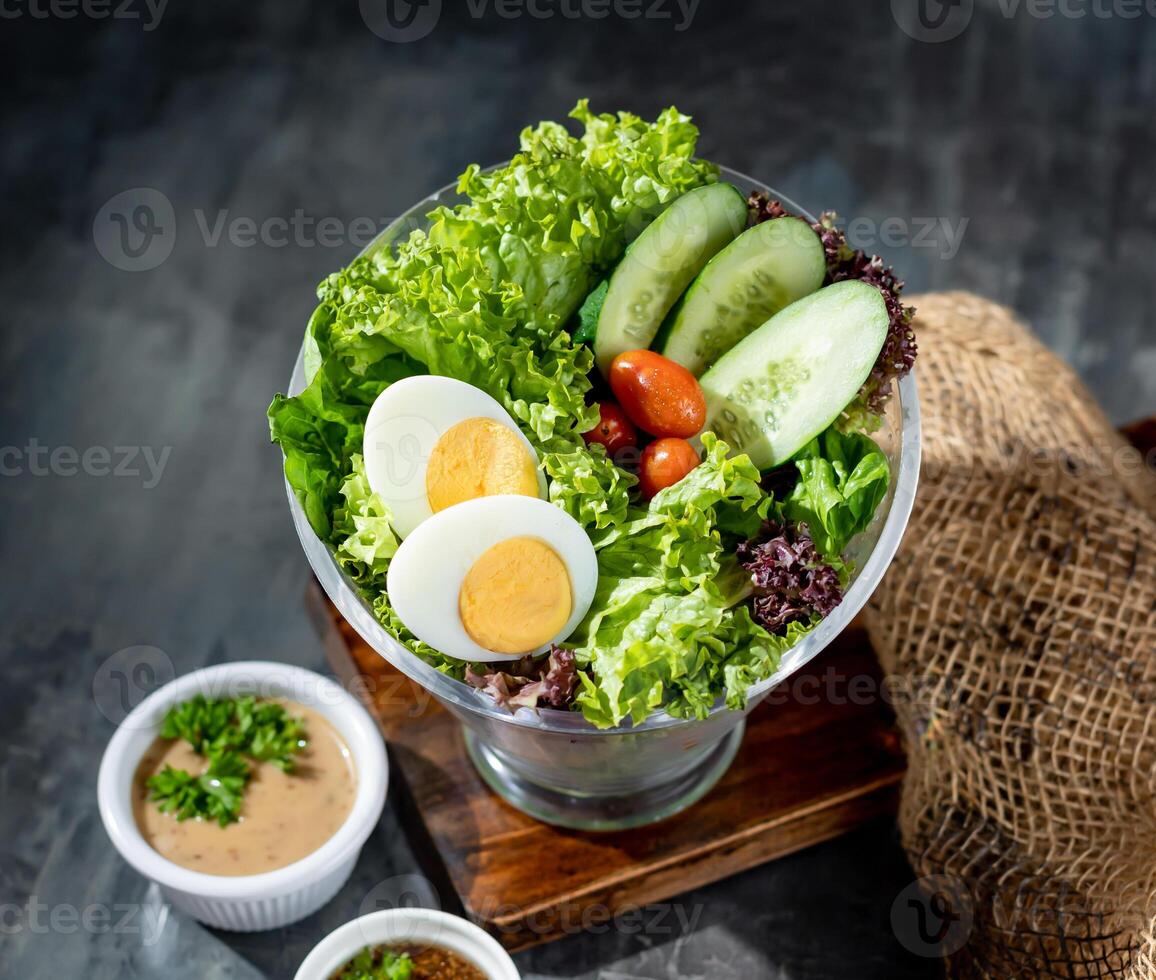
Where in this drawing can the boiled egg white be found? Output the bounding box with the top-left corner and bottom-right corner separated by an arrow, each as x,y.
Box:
385,495 -> 598,663
362,376 -> 547,539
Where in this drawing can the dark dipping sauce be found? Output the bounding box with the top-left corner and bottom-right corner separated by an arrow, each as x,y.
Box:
333,943 -> 488,980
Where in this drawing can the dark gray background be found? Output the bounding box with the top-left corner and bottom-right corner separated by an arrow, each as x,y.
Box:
2,1 -> 1153,977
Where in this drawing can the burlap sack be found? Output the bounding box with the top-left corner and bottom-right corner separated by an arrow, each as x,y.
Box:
863,292 -> 1156,978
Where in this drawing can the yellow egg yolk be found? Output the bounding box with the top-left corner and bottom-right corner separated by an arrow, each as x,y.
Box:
426,417 -> 539,514
458,537 -> 573,655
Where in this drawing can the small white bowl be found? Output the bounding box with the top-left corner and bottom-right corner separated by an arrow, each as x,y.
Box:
98,660 -> 388,931
295,908 -> 519,980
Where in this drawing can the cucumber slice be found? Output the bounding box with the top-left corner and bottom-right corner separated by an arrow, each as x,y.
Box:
700,280 -> 889,469
593,182 -> 748,376
657,216 -> 826,376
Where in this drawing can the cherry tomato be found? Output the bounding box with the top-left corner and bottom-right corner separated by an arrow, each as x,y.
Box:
608,350 -> 706,439
639,438 -> 700,500
581,401 -> 638,460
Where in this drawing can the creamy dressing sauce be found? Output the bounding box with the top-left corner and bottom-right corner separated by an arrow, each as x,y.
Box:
132,700 -> 357,876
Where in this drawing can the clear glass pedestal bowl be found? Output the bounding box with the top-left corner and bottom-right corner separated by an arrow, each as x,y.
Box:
285,166 -> 921,831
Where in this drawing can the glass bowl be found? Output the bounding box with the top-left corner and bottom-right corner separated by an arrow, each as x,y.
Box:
285,166 -> 921,831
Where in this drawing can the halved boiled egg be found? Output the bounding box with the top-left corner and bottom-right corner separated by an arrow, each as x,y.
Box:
363,376 -> 547,539
385,496 -> 598,663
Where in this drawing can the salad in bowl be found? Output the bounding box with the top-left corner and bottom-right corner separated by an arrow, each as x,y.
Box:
270,102 -> 918,825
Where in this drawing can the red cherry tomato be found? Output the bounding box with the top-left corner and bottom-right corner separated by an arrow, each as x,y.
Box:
608,350 -> 706,439
581,402 -> 638,460
639,438 -> 700,500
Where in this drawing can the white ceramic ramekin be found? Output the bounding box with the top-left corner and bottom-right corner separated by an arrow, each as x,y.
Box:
294,908 -> 519,980
97,660 -> 388,931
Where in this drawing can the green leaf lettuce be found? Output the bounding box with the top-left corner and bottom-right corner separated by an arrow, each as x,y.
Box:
570,436 -> 790,727
783,429 -> 891,561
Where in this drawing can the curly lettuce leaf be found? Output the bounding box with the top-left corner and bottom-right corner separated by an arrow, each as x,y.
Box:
437,100 -> 719,320
269,103 -> 721,711
543,442 -> 636,532
271,100 -> 717,474
570,435 -> 786,727
782,429 -> 890,561
332,454 -> 399,578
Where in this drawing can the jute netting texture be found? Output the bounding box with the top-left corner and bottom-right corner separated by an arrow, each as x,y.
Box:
863,292 -> 1156,978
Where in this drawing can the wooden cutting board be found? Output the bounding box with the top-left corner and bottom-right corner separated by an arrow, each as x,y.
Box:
311,417 -> 1155,953
310,594 -> 903,951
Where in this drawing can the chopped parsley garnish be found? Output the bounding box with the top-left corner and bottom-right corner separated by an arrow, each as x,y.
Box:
335,947 -> 414,980
147,696 -> 307,825
147,752 -> 250,826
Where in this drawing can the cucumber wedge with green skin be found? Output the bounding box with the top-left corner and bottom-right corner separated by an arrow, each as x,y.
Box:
656,216 -> 826,376
700,280 -> 889,469
593,182 -> 748,376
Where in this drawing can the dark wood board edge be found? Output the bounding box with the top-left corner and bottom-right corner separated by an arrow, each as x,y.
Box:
486,777 -> 904,950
